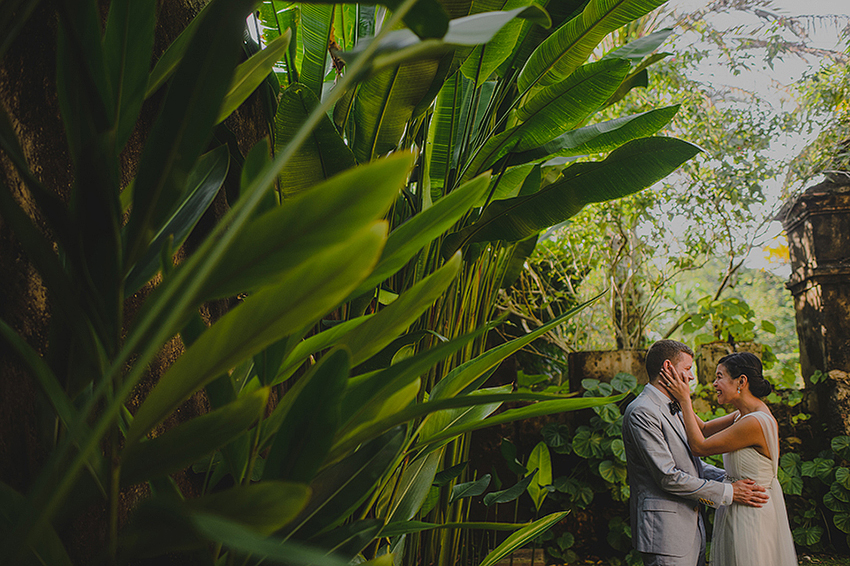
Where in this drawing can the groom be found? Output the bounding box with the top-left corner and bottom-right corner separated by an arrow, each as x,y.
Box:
622,340 -> 769,566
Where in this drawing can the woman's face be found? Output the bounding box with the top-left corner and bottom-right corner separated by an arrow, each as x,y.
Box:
713,363 -> 739,404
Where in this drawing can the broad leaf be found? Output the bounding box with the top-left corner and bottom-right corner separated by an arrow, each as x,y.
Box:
526,442 -> 551,511
263,349 -> 348,483
478,512 -> 568,566
503,105 -> 680,167
516,0 -> 668,92
121,388 -> 269,486
483,469 -> 538,506
444,136 -> 701,254
274,83 -> 357,198
449,474 -> 491,503
124,145 -> 230,295
300,3 -> 334,100
126,222 -> 386,445
217,29 -> 292,123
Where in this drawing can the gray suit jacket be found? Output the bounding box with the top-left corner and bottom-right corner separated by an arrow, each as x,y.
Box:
622,384 -> 728,557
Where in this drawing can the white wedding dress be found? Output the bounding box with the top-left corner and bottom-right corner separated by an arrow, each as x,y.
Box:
710,410 -> 797,566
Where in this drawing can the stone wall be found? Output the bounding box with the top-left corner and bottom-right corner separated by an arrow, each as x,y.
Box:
779,177 -> 850,436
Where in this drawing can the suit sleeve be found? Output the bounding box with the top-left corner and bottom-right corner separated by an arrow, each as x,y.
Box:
625,404 -> 727,506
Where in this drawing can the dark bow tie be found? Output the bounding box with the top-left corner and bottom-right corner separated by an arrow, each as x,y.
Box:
668,400 -> 681,415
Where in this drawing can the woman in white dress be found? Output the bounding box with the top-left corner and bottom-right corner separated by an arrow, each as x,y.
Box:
660,352 -> 797,566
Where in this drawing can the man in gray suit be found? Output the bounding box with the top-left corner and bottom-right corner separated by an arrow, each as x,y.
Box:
622,340 -> 768,566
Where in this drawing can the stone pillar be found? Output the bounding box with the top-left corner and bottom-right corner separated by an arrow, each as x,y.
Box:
567,349 -> 648,394
779,178 -> 850,436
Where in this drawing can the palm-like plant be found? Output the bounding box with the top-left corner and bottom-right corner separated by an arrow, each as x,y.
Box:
0,0 -> 696,564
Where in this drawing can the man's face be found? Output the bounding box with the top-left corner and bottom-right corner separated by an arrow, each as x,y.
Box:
666,353 -> 695,383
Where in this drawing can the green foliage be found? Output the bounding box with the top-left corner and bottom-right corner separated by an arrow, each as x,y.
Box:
0,0 -> 702,564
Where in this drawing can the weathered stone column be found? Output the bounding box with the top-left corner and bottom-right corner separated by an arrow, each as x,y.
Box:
779,177 -> 850,436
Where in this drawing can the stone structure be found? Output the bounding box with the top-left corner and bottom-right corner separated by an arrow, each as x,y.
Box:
568,349 -> 648,393
779,176 -> 850,436
696,342 -> 763,385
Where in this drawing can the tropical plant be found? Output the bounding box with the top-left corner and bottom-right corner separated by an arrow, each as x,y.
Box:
0,0 -> 702,564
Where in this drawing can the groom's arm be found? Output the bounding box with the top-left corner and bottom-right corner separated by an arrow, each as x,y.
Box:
625,405 -> 731,507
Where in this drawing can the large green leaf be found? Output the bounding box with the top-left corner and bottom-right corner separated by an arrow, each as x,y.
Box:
526,441 -> 551,511
516,0 -> 668,92
449,474 -> 491,503
198,153 -> 411,301
351,59 -> 442,162
263,349 -> 348,483
338,326 -> 485,439
290,427 -> 406,538
300,3 -> 334,100
217,29 -> 291,123
121,388 -> 269,486
419,393 -> 626,449
340,6 -> 551,78
102,0 -> 156,150
272,316 -> 373,386
274,83 -> 357,198
503,105 -> 680,166
124,145 -> 230,295
125,222 -> 386,445
426,71 -> 470,192
417,385 -> 509,444
444,136 -> 701,254
387,449 -> 444,523
461,58 -> 630,180
349,173 -> 491,297
477,512 -> 568,566
336,253 -> 462,367
459,0 -> 536,86
187,481 -> 310,535
124,0 -> 254,267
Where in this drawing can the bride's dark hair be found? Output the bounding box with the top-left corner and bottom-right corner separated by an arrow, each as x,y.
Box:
718,352 -> 773,398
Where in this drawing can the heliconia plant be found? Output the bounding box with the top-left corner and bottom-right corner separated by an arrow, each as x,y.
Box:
0,0 -> 694,564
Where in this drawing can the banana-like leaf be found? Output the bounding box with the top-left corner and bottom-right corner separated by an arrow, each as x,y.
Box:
338,326 -> 485,437
272,316 -> 373,386
459,0 -> 535,86
124,0 -> 254,267
444,136 -> 701,254
124,145 -> 230,295
387,449 -> 443,523
351,59 -> 442,163
300,3 -> 334,100
417,385 -> 509,444
0,481 -> 72,566
217,29 -> 291,123
379,519 -> 531,537
421,393 -> 627,449
263,349 -> 348,483
462,58 -> 630,180
291,427 -> 406,538
336,253 -> 462,367
121,388 -> 269,486
477,512 -> 569,566
349,173 -> 491,297
526,441 -> 551,511
601,27 -> 673,62
103,0 -> 156,150
516,0 -> 668,92
198,153 -> 411,301
603,52 -> 668,107
426,71 -> 469,192
340,6 -> 550,78
274,83 -> 357,198
503,105 -> 680,167
126,222 -> 386,445
187,481 -> 310,535
429,296 -> 597,402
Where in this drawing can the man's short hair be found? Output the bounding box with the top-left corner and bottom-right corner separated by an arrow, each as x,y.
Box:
645,340 -> 694,379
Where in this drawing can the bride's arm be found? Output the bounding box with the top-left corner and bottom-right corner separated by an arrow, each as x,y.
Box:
660,367 -> 762,458
702,410 -> 739,437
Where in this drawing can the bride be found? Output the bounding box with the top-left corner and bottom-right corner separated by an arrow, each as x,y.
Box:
660,352 -> 797,566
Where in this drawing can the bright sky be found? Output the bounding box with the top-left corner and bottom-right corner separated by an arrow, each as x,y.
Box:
659,0 -> 848,275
